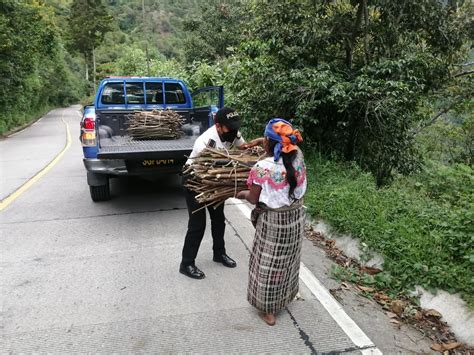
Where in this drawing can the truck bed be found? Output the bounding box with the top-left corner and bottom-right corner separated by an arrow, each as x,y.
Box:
95,108 -> 203,160
97,135 -> 196,160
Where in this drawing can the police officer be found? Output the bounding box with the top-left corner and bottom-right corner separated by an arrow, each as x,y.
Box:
179,107 -> 246,279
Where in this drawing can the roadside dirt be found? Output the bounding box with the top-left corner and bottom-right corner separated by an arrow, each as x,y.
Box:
304,226 -> 473,354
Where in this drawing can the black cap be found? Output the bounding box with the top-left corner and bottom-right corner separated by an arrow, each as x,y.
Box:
215,107 -> 241,130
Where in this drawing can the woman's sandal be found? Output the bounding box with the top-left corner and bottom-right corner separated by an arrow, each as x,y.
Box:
260,312 -> 276,326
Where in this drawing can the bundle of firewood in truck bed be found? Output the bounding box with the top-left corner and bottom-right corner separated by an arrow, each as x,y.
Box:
127,109 -> 184,140
183,146 -> 265,210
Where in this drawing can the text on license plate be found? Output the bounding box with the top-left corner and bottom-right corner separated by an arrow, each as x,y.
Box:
142,159 -> 175,166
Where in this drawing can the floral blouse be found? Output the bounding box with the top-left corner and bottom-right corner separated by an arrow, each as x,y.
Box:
246,149 -> 307,208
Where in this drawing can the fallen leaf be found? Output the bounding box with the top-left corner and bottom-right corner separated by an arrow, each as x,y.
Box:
414,311 -> 423,320
442,342 -> 462,350
386,311 -> 398,319
361,266 -> 382,275
430,344 -> 444,352
424,309 -> 442,318
374,292 -> 391,302
357,285 -> 376,292
390,319 -> 400,324
391,300 -> 406,316
341,282 -> 350,289
430,342 -> 463,352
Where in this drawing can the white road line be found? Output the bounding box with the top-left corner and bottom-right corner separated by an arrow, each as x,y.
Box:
229,198 -> 382,354
299,265 -> 382,355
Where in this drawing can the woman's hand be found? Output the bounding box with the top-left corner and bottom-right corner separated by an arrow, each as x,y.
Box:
236,190 -> 249,199
236,184 -> 262,205
239,137 -> 265,150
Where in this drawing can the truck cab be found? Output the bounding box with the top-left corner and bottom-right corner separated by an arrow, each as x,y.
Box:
80,77 -> 223,201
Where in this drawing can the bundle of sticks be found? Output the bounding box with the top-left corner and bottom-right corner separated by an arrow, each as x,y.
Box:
183,146 -> 266,210
127,109 -> 184,139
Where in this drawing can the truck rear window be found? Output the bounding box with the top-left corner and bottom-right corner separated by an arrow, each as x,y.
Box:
100,81 -> 186,105
164,83 -> 186,104
101,83 -> 125,104
146,83 -> 164,104
126,83 -> 145,104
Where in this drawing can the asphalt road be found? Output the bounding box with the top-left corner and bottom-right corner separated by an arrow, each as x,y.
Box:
1,106 -> 428,353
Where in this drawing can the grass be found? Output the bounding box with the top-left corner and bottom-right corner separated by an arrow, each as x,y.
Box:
304,152 -> 474,308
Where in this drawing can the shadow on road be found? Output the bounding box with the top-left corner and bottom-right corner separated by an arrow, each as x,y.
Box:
110,174 -> 184,198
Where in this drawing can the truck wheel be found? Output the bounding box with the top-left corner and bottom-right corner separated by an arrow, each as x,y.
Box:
89,181 -> 110,202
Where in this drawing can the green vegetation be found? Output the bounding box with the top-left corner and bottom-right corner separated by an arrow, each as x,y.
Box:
0,0 -> 86,134
1,0 -> 472,307
67,0 -> 113,91
224,1 -> 471,185
0,0 -> 208,134
305,153 -> 473,307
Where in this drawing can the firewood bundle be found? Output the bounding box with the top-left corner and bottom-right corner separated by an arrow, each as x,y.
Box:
127,109 -> 184,139
183,146 -> 266,210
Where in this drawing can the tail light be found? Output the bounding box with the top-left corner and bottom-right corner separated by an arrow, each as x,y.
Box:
81,116 -> 96,147
83,117 -> 95,130
81,130 -> 96,146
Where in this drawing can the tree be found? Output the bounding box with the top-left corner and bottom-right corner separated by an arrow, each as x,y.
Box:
114,47 -> 149,76
0,0 -> 84,134
182,1 -> 247,63
223,0 -> 473,185
68,0 -> 113,91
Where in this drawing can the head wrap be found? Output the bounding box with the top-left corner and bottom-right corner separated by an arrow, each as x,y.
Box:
264,118 -> 303,161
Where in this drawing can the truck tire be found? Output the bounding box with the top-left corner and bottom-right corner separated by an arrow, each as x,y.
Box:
89,181 -> 110,202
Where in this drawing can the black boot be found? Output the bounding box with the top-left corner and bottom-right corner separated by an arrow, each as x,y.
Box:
179,263 -> 206,279
213,254 -> 237,268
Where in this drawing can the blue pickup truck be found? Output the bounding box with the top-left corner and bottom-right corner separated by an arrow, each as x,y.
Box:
80,77 -> 223,201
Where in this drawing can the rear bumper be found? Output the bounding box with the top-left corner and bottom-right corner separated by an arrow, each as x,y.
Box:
83,158 -> 128,175
83,158 -> 185,175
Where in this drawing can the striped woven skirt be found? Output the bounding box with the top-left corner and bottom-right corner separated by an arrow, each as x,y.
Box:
247,202 -> 305,314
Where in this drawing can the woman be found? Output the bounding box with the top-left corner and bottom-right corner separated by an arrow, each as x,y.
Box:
236,118 -> 307,326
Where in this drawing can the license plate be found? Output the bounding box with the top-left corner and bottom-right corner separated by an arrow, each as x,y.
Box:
141,159 -> 175,167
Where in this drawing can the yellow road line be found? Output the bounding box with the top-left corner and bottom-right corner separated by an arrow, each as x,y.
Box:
0,112 -> 72,212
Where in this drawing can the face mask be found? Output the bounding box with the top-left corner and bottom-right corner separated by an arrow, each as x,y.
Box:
220,130 -> 238,143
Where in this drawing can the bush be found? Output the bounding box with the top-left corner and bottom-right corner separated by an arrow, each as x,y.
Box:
222,0 -> 472,185
0,1 -> 86,135
304,152 -> 474,308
